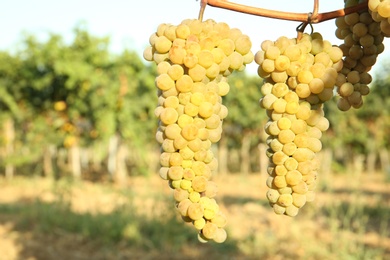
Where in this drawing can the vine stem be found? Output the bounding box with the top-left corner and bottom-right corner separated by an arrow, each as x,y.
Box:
199,0 -> 207,21
204,0 -> 368,23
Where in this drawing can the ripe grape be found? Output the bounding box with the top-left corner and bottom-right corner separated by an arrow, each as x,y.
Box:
144,18 -> 253,242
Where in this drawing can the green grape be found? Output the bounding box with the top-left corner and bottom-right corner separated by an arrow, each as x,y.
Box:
174,188 -> 189,202
218,38 -> 235,56
293,148 -> 315,162
218,81 -> 230,96
187,202 -> 204,220
213,228 -> 228,243
160,152 -> 171,167
282,142 -> 297,156
146,18 -> 257,242
156,74 -> 175,91
270,138 -> 284,152
278,194 -> 293,207
308,78 -> 325,94
284,157 -> 299,171
277,117 -> 292,130
160,107 -> 179,125
285,205 -> 299,217
168,166 -> 184,180
273,175 -> 287,188
273,98 -> 287,113
290,119 -> 307,134
192,176 -> 208,192
266,189 -> 280,203
285,170 -> 303,186
205,114 -> 221,129
188,138 -> 203,152
265,45 -> 281,60
278,129 -> 295,144
274,55 -> 291,71
235,35 -> 252,55
155,35 -> 173,54
180,179 -> 192,190
198,50 -> 214,68
177,199 -> 192,217
189,191 -> 201,203
272,151 -> 289,165
181,124 -> 199,141
169,152 -> 183,166
193,217 -> 206,230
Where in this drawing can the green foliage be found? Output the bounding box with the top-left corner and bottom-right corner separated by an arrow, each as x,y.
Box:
223,72 -> 268,151
0,25 -> 159,175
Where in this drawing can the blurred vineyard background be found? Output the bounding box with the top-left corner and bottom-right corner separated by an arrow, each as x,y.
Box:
0,27 -> 389,259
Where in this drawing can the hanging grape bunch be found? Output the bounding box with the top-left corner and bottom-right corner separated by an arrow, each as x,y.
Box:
143,14 -> 254,242
334,0 -> 387,110
254,31 -> 343,216
144,0 -> 390,242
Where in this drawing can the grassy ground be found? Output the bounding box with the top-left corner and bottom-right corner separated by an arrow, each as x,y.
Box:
0,171 -> 389,260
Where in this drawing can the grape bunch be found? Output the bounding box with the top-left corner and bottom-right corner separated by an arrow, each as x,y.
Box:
144,18 -> 253,242
334,0 -> 386,111
369,0 -> 390,36
255,33 -> 343,216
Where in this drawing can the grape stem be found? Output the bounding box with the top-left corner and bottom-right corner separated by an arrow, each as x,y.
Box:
204,0 -> 368,23
199,0 -> 207,21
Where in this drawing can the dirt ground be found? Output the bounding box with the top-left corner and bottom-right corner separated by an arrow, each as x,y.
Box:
0,172 -> 389,260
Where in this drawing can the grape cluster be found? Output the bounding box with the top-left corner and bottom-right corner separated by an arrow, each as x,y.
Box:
334,0 -> 386,111
369,0 -> 390,36
144,18 -> 253,242
255,33 -> 341,216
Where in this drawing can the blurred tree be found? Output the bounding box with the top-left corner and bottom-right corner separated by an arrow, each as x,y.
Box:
0,25 -> 157,182
223,72 -> 267,174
